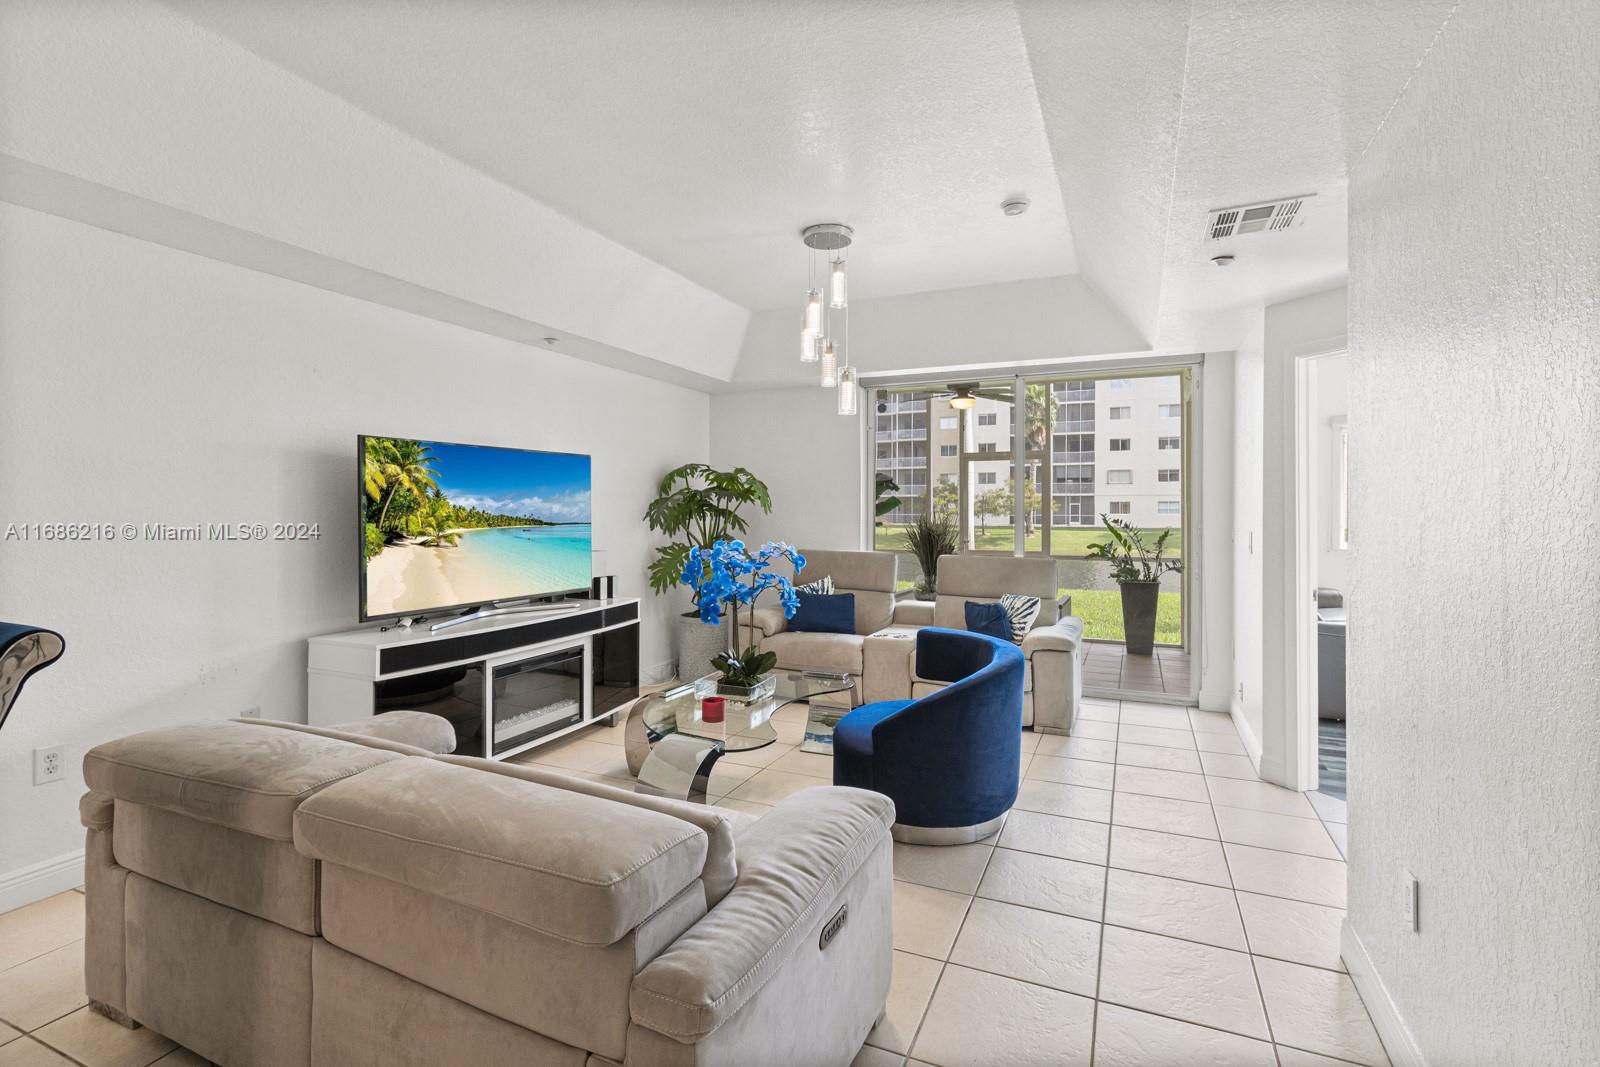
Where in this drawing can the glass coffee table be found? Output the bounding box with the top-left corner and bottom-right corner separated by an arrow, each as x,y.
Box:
624,671 -> 854,801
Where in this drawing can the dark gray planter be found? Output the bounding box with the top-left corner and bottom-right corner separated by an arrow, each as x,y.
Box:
1119,581 -> 1161,656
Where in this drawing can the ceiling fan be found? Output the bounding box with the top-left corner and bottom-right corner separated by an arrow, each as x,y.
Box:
927,382 -> 1012,410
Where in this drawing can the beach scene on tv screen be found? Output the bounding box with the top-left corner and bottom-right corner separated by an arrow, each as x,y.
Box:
362,437 -> 591,618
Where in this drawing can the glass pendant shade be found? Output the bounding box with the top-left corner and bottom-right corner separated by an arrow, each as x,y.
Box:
805,289 -> 823,334
837,365 -> 857,415
800,324 -> 818,363
829,259 -> 847,308
819,341 -> 837,388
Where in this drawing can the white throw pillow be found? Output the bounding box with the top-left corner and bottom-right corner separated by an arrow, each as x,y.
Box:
998,593 -> 1042,644
795,575 -> 835,595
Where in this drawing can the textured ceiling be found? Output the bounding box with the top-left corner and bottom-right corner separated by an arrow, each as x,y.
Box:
166,0 -> 1455,349
168,0 -> 1075,311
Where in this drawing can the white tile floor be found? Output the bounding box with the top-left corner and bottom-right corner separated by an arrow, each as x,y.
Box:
0,696 -> 1381,1067
518,695 -> 1385,1067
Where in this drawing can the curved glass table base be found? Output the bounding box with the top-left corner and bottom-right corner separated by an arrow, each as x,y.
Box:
624,672 -> 853,802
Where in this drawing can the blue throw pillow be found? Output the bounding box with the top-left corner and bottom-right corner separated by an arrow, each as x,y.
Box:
964,600 -> 1012,642
789,591 -> 855,635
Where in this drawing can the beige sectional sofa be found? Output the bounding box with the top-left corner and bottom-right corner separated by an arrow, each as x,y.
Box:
79,712 -> 894,1067
867,553 -> 1084,734
740,548 -> 1084,733
736,548 -> 898,709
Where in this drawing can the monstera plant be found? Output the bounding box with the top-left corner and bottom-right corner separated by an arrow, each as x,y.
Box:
644,464 -> 774,680
644,464 -> 773,602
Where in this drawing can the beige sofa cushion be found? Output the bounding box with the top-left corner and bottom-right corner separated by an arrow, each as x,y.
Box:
293,757 -> 709,946
83,720 -> 403,841
932,554 -> 1061,629
439,756 -> 740,907
762,631 -> 866,676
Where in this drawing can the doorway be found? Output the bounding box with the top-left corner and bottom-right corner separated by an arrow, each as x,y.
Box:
1296,352 -> 1350,799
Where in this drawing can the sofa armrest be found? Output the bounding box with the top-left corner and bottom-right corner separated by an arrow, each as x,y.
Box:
891,600 -> 934,626
1022,615 -> 1084,656
1057,592 -> 1073,617
629,786 -> 893,1040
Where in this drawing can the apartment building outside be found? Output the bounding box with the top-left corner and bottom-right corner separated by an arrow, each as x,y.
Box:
875,375 -> 1183,534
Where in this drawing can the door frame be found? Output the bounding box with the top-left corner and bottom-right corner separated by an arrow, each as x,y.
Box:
1282,342 -> 1348,790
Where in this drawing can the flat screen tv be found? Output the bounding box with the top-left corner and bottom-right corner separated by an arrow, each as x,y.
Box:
359,436 -> 592,622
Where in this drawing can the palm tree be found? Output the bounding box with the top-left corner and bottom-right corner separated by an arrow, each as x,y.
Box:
366,438 -> 440,532
1024,384 -> 1057,454
418,495 -> 461,548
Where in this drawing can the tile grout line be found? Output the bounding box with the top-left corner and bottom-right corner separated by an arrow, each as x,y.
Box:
1207,768 -> 1283,1061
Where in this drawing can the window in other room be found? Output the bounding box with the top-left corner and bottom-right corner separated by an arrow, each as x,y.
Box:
1106,469 -> 1133,484
978,471 -> 998,485
1158,436 -> 1180,450
1109,406 -> 1131,420
1109,438 -> 1131,451
1160,404 -> 1181,417
1158,468 -> 1180,482
1108,501 -> 1131,515
1157,500 -> 1180,516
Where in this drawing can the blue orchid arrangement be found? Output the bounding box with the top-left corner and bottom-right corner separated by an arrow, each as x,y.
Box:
679,539 -> 806,685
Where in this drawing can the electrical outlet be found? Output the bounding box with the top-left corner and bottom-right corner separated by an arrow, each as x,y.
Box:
1401,872 -> 1419,932
33,745 -> 66,785
239,706 -> 262,719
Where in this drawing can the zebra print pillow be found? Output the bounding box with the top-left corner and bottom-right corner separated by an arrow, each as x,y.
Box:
795,575 -> 834,595
998,593 -> 1042,643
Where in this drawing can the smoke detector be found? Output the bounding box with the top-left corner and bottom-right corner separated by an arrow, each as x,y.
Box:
1001,197 -> 1030,217
1206,194 -> 1313,240
1211,254 -> 1235,267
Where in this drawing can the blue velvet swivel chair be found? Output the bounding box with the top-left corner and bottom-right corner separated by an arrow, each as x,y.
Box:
833,627 -> 1025,844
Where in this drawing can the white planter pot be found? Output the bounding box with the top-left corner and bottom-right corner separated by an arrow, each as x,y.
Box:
675,614 -> 727,683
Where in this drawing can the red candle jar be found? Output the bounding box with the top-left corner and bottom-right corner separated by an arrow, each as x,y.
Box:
700,696 -> 726,723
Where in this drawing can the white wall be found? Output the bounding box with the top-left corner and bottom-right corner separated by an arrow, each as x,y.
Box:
1230,318 -> 1265,754
708,386 -> 865,554
0,205 -> 708,907
0,0 -> 748,385
1195,352 -> 1234,714
1310,354 -> 1349,596
1230,287 -> 1348,775
1344,1 -> 1599,1061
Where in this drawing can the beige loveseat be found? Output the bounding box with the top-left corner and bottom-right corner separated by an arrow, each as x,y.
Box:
736,548 -> 898,709
863,554 -> 1084,734
79,712 -> 894,1067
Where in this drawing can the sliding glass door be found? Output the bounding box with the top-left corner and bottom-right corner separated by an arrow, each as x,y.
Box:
869,365 -> 1195,699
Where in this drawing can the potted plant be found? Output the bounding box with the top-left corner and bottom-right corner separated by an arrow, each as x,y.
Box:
644,464 -> 773,680
678,540 -> 804,698
902,513 -> 957,599
1085,516 -> 1182,656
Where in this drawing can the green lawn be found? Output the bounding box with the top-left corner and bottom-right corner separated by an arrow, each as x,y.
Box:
1063,588 -> 1183,645
877,524 -> 1183,557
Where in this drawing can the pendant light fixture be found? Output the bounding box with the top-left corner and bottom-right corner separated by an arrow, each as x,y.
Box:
837,364 -> 857,415
801,223 -> 859,413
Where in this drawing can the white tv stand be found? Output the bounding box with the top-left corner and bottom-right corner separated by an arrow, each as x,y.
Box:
307,597 -> 640,761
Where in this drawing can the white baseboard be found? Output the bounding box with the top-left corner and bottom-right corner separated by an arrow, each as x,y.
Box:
0,848 -> 85,915
1230,698 -> 1264,772
1342,920 -> 1427,1067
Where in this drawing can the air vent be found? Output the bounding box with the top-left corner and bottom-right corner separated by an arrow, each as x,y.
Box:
1206,194 -> 1313,240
